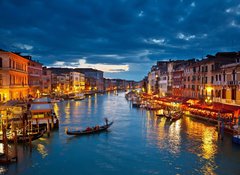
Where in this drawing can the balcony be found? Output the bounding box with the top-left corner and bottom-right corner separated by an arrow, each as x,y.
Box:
227,81 -> 238,85
213,81 -> 222,86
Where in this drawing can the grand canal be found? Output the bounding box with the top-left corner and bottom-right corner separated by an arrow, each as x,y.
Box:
2,92 -> 240,175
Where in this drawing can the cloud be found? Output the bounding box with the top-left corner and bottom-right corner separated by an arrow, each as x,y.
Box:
230,20 -> 240,28
177,33 -> 196,41
190,2 -> 196,7
226,4 -> 240,15
50,59 -> 129,73
13,43 -> 33,50
138,10 -> 144,17
0,0 -> 239,80
144,38 -> 166,45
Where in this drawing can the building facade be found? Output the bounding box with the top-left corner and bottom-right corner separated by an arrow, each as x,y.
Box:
0,51 -> 29,102
28,58 -> 43,98
42,67 -> 52,95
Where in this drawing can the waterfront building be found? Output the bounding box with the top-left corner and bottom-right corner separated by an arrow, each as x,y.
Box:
27,57 -> 43,98
75,68 -> 104,92
140,76 -> 148,93
69,72 -> 85,93
85,77 -> 97,93
215,58 -> 240,105
53,74 -> 69,95
158,71 -> 168,97
172,67 -> 184,97
157,60 -> 180,97
42,67 -> 52,95
103,78 -> 113,91
197,53 -> 237,101
147,65 -> 158,95
0,51 -> 29,102
147,71 -> 155,94
125,80 -> 135,90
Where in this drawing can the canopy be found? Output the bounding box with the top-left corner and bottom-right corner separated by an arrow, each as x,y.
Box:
32,97 -> 51,104
30,103 -> 53,113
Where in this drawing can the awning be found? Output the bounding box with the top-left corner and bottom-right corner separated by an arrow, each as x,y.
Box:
30,103 -> 53,113
32,97 -> 51,104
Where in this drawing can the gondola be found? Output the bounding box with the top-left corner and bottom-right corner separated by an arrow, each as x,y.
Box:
232,134 -> 240,144
170,112 -> 183,122
0,129 -> 45,143
170,114 -> 182,122
66,121 -> 114,136
156,114 -> 165,118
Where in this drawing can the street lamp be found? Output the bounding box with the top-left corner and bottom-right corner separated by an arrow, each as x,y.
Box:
205,96 -> 212,105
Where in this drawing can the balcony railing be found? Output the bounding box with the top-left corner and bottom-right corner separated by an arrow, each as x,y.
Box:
227,81 -> 238,85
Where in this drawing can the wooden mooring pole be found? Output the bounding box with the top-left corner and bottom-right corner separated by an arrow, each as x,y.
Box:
13,130 -> 18,162
2,125 -> 9,162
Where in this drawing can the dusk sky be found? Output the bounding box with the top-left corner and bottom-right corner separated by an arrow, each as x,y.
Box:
0,0 -> 240,81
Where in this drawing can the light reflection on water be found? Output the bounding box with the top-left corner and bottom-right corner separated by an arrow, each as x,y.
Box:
2,92 -> 240,175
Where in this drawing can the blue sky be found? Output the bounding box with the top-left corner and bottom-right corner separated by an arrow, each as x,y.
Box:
0,0 -> 240,81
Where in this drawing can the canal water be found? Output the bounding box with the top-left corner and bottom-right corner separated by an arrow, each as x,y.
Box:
2,92 -> 240,175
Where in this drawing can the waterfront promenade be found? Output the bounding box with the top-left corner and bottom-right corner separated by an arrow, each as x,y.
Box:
1,92 -> 240,175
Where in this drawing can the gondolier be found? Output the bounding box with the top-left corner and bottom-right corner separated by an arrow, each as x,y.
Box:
105,118 -> 109,125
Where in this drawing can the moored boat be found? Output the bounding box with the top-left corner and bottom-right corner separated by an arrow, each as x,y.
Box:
156,114 -> 165,117
74,93 -> 85,101
232,134 -> 240,144
66,121 -> 113,136
170,111 -> 183,122
0,129 -> 46,143
170,113 -> 182,122
51,98 -> 63,103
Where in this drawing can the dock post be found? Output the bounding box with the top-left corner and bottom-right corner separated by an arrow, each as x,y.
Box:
36,119 -> 39,133
2,125 -> 8,162
56,118 -> 59,128
47,119 -> 50,137
29,135 -> 32,152
13,130 -> 18,162
51,116 -> 54,129
217,120 -> 220,137
220,121 -> 224,140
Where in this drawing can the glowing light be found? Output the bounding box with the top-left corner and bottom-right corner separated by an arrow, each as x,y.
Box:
206,86 -> 213,93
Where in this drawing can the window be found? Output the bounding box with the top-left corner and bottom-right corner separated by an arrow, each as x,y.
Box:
233,70 -> 236,81
211,64 -> 214,71
0,57 -> 2,67
0,74 -> 2,86
223,71 -> 226,81
193,67 -> 196,73
219,75 -> 221,81
215,75 -> 218,81
211,76 -> 214,83
205,66 -> 208,72
222,89 -> 226,99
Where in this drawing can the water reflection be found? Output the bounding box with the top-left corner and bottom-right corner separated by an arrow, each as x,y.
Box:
168,120 -> 181,155
145,112 -> 220,174
0,166 -> 7,174
3,92 -> 240,175
37,144 -> 48,158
